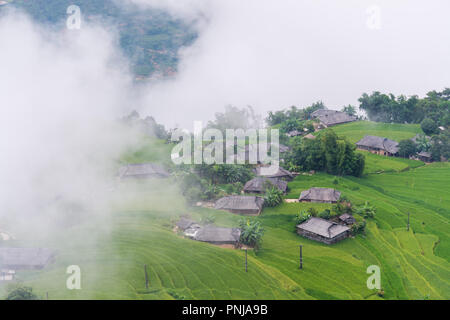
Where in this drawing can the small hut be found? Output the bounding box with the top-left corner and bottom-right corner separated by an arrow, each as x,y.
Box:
304,133 -> 316,140
356,135 -> 399,156
0,248 -> 55,270
194,227 -> 241,246
417,151 -> 433,163
243,177 -> 287,194
299,188 -> 341,203
296,217 -> 350,244
338,213 -> 356,225
254,166 -> 294,180
214,196 -> 264,215
310,109 -> 357,127
118,163 -> 170,179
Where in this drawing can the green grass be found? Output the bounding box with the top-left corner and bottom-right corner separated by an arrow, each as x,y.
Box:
360,151 -> 424,174
1,123 -> 449,300
330,121 -> 422,144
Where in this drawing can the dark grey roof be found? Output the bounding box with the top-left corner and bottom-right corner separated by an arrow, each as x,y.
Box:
215,196 -> 264,211
339,213 -> 356,223
311,109 -> 357,126
286,130 -> 302,137
297,217 -> 349,238
176,217 -> 196,231
417,151 -> 432,158
356,135 -> 399,154
194,227 -> 241,243
243,177 -> 287,193
0,248 -> 55,269
118,163 -> 169,179
299,188 -> 341,202
254,166 -> 294,179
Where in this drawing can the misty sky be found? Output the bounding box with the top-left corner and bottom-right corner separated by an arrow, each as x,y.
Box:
132,0 -> 450,128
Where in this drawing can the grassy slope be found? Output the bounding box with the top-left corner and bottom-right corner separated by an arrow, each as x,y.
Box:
1,122 -> 449,300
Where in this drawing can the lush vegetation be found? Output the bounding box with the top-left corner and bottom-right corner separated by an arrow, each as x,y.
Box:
285,130 -> 365,177
359,89 -> 450,126
5,0 -> 197,77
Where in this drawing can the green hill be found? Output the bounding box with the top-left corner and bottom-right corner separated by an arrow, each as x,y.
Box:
1,122 -> 449,300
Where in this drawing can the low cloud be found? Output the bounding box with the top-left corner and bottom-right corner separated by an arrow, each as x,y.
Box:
130,0 -> 450,127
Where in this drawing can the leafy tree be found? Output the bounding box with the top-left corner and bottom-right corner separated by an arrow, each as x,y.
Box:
430,131 -> 450,161
397,139 -> 417,158
5,286 -> 38,300
415,134 -> 431,152
355,201 -> 376,219
421,118 -> 439,135
263,186 -> 283,207
318,209 -> 331,220
351,220 -> 366,235
341,105 -> 357,116
294,210 -> 311,224
239,219 -> 265,249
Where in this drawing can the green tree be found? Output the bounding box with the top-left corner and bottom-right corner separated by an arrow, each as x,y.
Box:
397,139 -> 417,158
341,105 -> 357,116
5,286 -> 38,300
355,201 -> 376,219
263,186 -> 283,207
421,118 -> 439,135
239,219 -> 265,249
295,210 -> 311,224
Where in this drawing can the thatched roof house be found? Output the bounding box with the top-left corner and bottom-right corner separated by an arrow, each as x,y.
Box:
417,151 -> 433,162
356,135 -> 399,156
299,188 -> 341,203
176,217 -> 197,231
194,226 -> 241,245
311,109 -> 357,127
296,217 -> 350,244
286,130 -> 302,137
215,196 -> 264,215
118,163 -> 169,179
339,213 -> 356,225
254,166 -> 294,180
243,177 -> 288,194
0,248 -> 55,270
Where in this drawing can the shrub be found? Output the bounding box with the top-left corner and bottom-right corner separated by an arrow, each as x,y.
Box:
398,139 -> 417,158
318,209 -> 331,220
355,201 -> 376,219
421,118 -> 438,135
351,220 -> 367,235
264,186 -> 283,207
295,210 -> 311,225
5,286 -> 38,300
239,219 -> 265,249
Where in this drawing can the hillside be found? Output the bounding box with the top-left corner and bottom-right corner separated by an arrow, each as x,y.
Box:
1,0 -> 196,78
1,122 -> 449,300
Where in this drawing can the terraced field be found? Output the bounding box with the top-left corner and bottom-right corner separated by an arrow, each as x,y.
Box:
1,123 -> 449,300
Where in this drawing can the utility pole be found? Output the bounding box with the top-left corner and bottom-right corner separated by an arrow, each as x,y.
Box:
299,245 -> 303,269
46,292 -> 49,300
407,212 -> 410,231
245,249 -> 248,273
144,264 -> 149,289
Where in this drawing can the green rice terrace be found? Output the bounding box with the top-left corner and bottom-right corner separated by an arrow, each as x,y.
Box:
1,121 -> 449,300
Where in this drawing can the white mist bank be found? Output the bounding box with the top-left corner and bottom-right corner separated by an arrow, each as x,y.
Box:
0,11 -> 139,237
130,0 -> 450,128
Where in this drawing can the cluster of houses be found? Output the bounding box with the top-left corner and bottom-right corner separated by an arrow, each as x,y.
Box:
355,134 -> 433,162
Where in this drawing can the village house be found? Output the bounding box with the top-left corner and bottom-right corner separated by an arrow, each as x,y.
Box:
176,217 -> 202,238
254,166 -> 294,180
0,248 -> 55,271
355,135 -> 399,156
296,217 -> 350,244
338,213 -> 356,225
299,187 -> 341,203
286,130 -> 303,137
118,162 -> 170,179
416,151 -> 433,163
194,226 -> 241,246
243,177 -> 288,194
310,109 -> 357,128
214,196 -> 264,215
